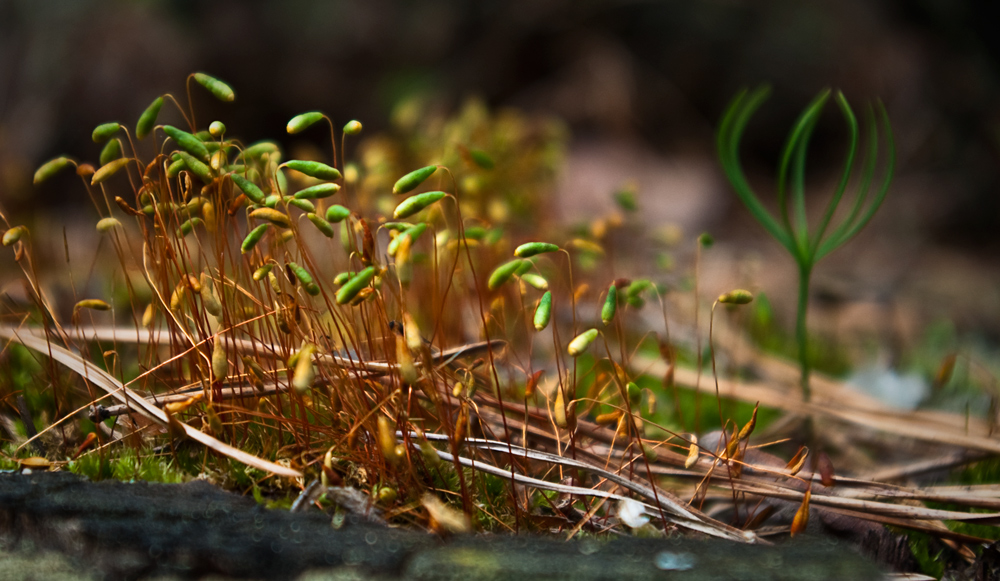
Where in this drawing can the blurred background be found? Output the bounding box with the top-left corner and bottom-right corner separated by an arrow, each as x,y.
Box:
2,0 -> 1000,361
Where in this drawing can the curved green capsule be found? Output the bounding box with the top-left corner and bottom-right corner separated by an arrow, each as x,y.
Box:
91,158 -> 131,185
393,191 -> 445,219
294,183 -> 340,200
325,205 -> 350,223
468,148 -> 494,170
333,271 -> 352,285
249,208 -> 291,228
33,157 -> 74,185
166,158 -> 186,178
718,289 -> 754,305
241,223 -> 271,253
193,72 -> 235,102
488,259 -> 524,291
92,122 -> 120,143
568,328 -> 599,357
519,273 -> 548,291
335,266 -> 375,304
264,195 -> 280,208
163,125 -> 209,161
288,198 -> 315,212
240,141 -> 280,161
177,217 -> 203,237
230,173 -> 266,204
533,291 -> 552,331
2,226 -> 26,246
136,96 -> 163,140
307,213 -> 335,237
514,242 -> 559,258
601,283 -> 617,325
287,112 -> 324,134
392,165 -> 437,195
96,217 -> 122,233
176,151 -> 213,184
252,264 -> 273,281
283,160 -> 341,181
288,262 -> 320,296
382,222 -> 413,232
386,222 -> 428,256
99,139 -> 122,166
342,120 -> 362,135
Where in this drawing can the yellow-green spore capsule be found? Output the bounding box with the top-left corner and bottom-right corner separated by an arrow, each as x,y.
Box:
307,213 -> 335,237
325,205 -> 350,223
249,208 -> 291,228
92,122 -> 120,143
96,217 -> 121,233
333,271 -> 352,285
240,141 -> 280,162
533,291 -> 552,331
568,328 -> 599,357
241,223 -> 270,253
2,226 -> 25,246
392,165 -> 437,195
166,158 -> 185,178
386,222 -> 427,256
287,111 -> 324,134
193,72 -> 235,102
514,242 -> 559,258
283,160 -> 341,181
74,299 -> 111,312
292,344 -> 316,394
288,262 -> 320,295
200,274 -> 223,318
176,151 -> 213,184
162,125 -> 210,161
91,157 -> 131,185
718,289 -> 754,305
294,183 -> 340,200
343,120 -> 362,135
488,259 -> 524,291
335,266 -> 374,304
33,157 -> 74,185
176,217 -> 203,237
252,264 -> 273,281
136,96 -> 163,140
519,273 -> 548,291
209,121 -> 226,138
601,283 -> 617,325
288,198 -> 315,213
393,191 -> 445,219
99,138 -> 122,166
212,337 -> 229,381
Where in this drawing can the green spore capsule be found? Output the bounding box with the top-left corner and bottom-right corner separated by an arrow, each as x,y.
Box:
33,157 -> 74,185
387,222 -> 428,256
333,271 -> 352,285
241,223 -> 271,253
176,217 -> 203,237
136,96 -> 163,140
240,141 -> 280,162
294,183 -> 340,200
568,328 -> 599,357
229,173 -> 264,204
343,120 -> 362,135
468,148 -> 494,170
393,191 -> 446,219
252,264 -> 273,281
194,130 -> 212,141
718,289 -> 754,305
288,262 -> 320,296
601,283 -> 618,325
283,160 -> 341,181
166,158 -> 186,178
698,232 -> 714,248
250,208 -> 291,228
176,151 -> 213,184
92,122 -> 120,143
307,213 -> 335,237
163,125 -> 210,161
193,72 -> 235,102
2,226 -> 27,246
264,195 -> 280,209
392,165 -> 437,195
287,111 -> 324,134
626,279 -> 652,298
514,242 -> 559,258
335,266 -> 375,304
91,158 -> 131,185
99,139 -> 122,166
209,121 -> 226,138
288,198 -> 315,213
533,291 -> 552,331
325,205 -> 350,223
519,273 -> 548,291
383,222 -> 413,232
488,259 -> 524,291
96,217 -> 121,233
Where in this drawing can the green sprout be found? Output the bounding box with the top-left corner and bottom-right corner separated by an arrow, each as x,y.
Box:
717,86 -> 894,401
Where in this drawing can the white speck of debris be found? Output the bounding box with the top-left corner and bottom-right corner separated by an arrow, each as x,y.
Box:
655,551 -> 696,571
617,498 -> 649,528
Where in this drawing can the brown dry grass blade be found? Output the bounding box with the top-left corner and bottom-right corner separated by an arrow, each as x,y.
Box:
0,326 -> 301,478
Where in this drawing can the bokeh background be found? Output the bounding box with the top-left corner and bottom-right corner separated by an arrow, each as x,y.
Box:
2,0 -> 1000,353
